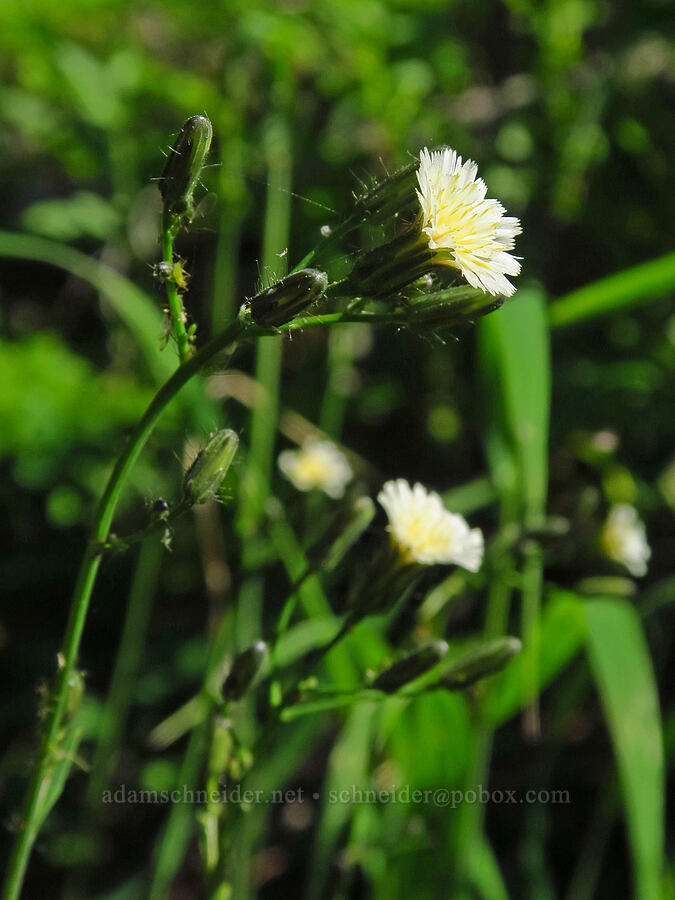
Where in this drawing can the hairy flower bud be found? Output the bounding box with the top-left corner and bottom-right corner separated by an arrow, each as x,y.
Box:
349,222 -> 432,298
372,640 -> 449,693
223,641 -> 268,701
353,161 -> 418,225
404,285 -> 505,331
439,637 -> 522,690
244,269 -> 328,327
183,429 -> 238,506
159,115 -> 213,228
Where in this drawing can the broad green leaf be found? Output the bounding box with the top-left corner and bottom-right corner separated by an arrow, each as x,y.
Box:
549,251 -> 675,329
584,597 -> 665,900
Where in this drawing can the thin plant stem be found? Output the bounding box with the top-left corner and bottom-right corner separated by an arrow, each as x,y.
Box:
148,720 -> 211,900
1,316 -> 244,900
148,602 -> 235,899
449,534 -> 514,891
521,539 -> 544,740
2,306 -> 404,900
86,538 -> 163,810
160,225 -> 191,363
239,119 -> 292,542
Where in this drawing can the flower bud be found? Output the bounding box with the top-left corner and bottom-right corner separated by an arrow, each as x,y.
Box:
347,543 -> 422,619
372,640 -> 448,693
439,637 -> 522,690
159,115 -> 213,228
403,285 -> 504,331
223,641 -> 268,701
244,269 -> 328,327
353,161 -> 418,225
306,496 -> 375,573
183,429 -> 238,506
348,222 -> 432,299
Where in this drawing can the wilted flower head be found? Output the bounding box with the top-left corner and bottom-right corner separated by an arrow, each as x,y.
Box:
416,147 -> 521,297
278,439 -> 352,498
378,479 -> 483,571
601,504 -> 650,577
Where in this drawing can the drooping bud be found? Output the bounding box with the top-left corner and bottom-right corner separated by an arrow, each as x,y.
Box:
306,496 -> 375,573
372,640 -> 449,693
439,637 -> 522,690
222,641 -> 268,701
159,115 -> 213,229
183,429 -> 238,506
243,269 -> 328,327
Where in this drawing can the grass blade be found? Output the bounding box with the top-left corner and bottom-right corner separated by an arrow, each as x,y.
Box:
583,597 -> 665,900
549,251 -> 675,329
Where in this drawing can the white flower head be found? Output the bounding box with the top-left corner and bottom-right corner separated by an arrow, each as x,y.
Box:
416,147 -> 522,297
601,504 -> 651,577
278,439 -> 352,499
378,479 -> 484,571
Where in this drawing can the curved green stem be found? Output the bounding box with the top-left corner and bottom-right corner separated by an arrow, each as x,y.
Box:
1,304 -> 407,900
2,316 -> 245,900
161,226 -> 191,363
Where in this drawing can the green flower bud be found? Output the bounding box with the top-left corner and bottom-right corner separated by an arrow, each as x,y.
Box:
159,115 -> 213,228
439,637 -> 522,690
353,161 -> 418,225
306,496 -> 375,573
183,429 -> 238,506
348,542 -> 422,619
243,269 -> 328,327
348,221 -> 432,299
223,641 -> 268,701
403,285 -> 504,331
372,640 -> 449,693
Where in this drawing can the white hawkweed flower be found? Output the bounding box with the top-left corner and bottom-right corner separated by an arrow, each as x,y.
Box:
601,504 -> 651,577
378,479 -> 484,571
278,439 -> 352,499
416,146 -> 522,297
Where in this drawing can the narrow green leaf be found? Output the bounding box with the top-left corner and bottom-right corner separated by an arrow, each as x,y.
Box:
584,597 -> 665,900
0,231 -> 169,382
307,705 -> 377,900
34,725 -> 83,833
479,288 -> 551,525
465,837 -> 509,900
482,592 -> 587,726
549,251 -> 675,329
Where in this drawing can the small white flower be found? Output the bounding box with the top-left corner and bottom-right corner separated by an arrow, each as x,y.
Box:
278,439 -> 352,498
378,479 -> 484,571
416,146 -> 521,297
601,505 -> 651,577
